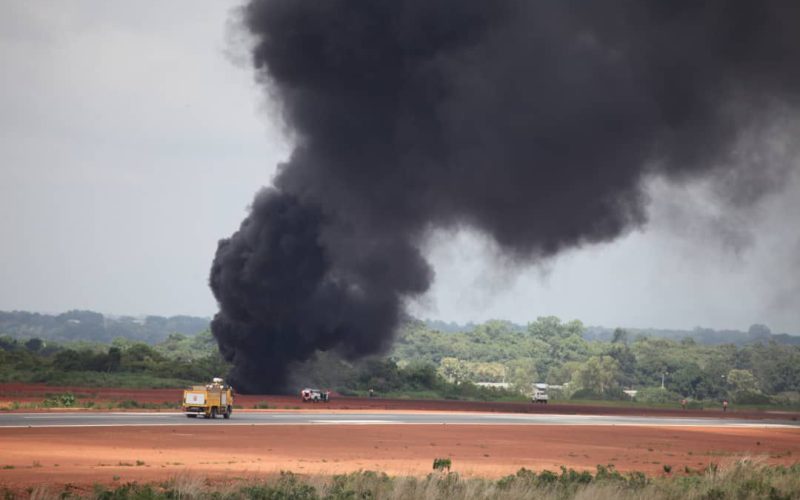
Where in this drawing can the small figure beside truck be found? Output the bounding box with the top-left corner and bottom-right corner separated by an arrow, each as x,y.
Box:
183,377 -> 234,419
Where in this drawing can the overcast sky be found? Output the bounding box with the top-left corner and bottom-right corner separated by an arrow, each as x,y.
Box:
1,2 -> 798,333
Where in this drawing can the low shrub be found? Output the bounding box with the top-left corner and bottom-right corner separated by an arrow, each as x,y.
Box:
326,470 -> 393,499
240,472 -> 318,500
595,464 -> 624,482
537,469 -> 558,484
635,387 -> 683,404
42,393 -> 76,408
570,388 -> 627,401
433,457 -> 452,472
733,391 -> 772,405
772,391 -> 800,406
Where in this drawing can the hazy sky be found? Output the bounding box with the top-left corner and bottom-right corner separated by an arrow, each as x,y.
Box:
1,2 -> 798,333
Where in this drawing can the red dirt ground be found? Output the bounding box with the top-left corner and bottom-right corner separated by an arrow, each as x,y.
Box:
1,383 -> 798,421
0,424 -> 798,493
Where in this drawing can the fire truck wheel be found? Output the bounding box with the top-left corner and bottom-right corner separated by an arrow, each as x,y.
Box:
186,414 -> 196,418
210,407 -> 217,419
224,406 -> 232,419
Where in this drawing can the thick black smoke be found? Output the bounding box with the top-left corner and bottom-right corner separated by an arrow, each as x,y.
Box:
211,0 -> 800,393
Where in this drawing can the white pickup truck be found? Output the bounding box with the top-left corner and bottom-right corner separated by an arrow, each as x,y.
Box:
531,383 -> 549,404
300,388 -> 330,402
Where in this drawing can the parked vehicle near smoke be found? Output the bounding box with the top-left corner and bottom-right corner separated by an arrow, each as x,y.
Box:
531,383 -> 549,404
300,388 -> 330,402
183,377 -> 234,418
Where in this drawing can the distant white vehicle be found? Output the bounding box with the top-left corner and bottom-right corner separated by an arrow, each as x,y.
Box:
531,383 -> 549,403
300,388 -> 330,402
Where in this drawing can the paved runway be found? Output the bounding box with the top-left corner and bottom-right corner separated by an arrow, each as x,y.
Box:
1,411 -> 797,428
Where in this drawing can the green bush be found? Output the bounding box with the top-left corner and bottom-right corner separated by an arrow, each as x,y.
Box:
42,393 -> 76,408
595,464 -> 624,483
537,470 -> 558,484
496,467 -> 538,489
772,391 -> 800,406
559,466 -> 593,485
116,399 -> 141,409
570,388 -> 627,401
325,471 -> 392,499
240,472 -> 318,500
732,391 -> 772,405
433,457 -> 452,472
626,471 -> 648,488
635,387 -> 683,404
94,482 -> 161,500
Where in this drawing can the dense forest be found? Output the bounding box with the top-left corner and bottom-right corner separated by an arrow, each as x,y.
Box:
2,310 -> 796,347
0,310 -> 209,344
0,331 -> 515,401
389,318 -> 800,405
1,313 -> 799,405
428,319 -> 800,346
0,331 -> 228,389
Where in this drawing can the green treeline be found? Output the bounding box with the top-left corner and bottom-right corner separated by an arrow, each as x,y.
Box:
0,310 -> 208,344
0,332 -> 228,388
288,353 -> 524,401
390,318 -> 800,405
2,317 -> 800,405
0,331 -> 521,400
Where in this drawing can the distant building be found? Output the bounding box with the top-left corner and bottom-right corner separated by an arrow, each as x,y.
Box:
474,382 -> 511,390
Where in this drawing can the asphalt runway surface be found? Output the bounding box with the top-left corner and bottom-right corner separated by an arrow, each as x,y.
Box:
1,411 -> 798,428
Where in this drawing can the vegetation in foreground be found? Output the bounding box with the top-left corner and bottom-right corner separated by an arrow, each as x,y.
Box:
6,460 -> 800,500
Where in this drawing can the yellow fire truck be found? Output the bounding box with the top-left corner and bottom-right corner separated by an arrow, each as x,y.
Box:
182,377 -> 234,419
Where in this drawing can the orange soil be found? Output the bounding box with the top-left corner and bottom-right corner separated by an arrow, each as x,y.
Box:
0,383 -> 180,405
0,424 -> 798,492
2,384 -> 797,421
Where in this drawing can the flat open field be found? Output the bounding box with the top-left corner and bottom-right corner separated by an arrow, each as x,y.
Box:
0,423 -> 798,493
2,383 -> 798,494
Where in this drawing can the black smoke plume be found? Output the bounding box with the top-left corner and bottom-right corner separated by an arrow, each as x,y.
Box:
211,0 -> 800,393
